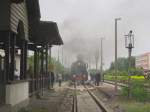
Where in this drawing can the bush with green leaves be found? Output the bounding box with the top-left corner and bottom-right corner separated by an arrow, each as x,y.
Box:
121,81 -> 149,102
18,108 -> 30,112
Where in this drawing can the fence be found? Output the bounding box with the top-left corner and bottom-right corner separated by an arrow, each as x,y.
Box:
29,73 -> 49,96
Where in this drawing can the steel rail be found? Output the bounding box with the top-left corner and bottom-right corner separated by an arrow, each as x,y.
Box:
72,82 -> 78,112
84,85 -> 110,112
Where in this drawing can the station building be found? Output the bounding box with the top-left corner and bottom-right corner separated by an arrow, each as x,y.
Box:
135,52 -> 150,70
0,0 -> 63,109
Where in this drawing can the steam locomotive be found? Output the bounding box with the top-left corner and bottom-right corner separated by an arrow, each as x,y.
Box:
71,59 -> 88,82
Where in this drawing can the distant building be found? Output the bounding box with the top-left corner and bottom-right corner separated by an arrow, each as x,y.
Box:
136,52 -> 150,70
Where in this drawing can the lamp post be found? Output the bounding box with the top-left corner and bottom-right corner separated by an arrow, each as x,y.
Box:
114,18 -> 121,92
125,30 -> 134,98
57,46 -> 60,62
100,38 -> 104,83
49,46 -> 52,89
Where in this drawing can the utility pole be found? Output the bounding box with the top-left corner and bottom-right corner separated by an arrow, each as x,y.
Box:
95,49 -> 99,70
88,57 -> 91,70
64,56 -> 67,67
57,46 -> 60,62
125,30 -> 134,98
49,46 -> 52,89
61,46 -> 63,65
114,18 -> 121,92
100,38 -> 104,83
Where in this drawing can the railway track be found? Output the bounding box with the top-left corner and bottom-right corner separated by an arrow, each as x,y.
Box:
72,84 -> 111,112
88,83 -> 113,99
72,83 -> 78,112
104,80 -> 150,89
104,80 -> 127,87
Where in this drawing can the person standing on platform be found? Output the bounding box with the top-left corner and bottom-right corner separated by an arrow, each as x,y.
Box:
51,71 -> 55,88
95,72 -> 101,86
15,69 -> 20,80
58,73 -> 62,87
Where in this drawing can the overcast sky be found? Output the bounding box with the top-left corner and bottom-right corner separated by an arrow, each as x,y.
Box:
39,0 -> 150,69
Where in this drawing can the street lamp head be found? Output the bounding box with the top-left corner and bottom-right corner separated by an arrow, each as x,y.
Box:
115,18 -> 121,21
125,30 -> 134,49
129,30 -> 132,34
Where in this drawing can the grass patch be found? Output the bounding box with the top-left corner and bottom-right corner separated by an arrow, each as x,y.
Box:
121,102 -> 150,112
31,107 -> 48,112
131,76 -> 145,79
121,80 -> 150,102
104,75 -> 128,82
104,75 -> 150,84
116,95 -> 150,112
18,107 -> 48,112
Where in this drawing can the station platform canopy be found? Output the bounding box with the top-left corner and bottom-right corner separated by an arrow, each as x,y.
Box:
30,21 -> 63,46
26,0 -> 63,48
26,0 -> 41,20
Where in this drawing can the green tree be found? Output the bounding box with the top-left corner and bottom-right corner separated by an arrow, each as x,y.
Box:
88,69 -> 98,76
27,56 -> 66,74
50,57 -> 65,74
109,57 -> 135,71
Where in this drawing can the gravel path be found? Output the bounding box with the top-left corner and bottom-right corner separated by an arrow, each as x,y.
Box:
19,83 -> 73,112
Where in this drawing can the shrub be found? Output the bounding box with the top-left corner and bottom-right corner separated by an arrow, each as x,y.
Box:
18,108 -> 30,112
131,81 -> 148,102
121,86 -> 129,97
121,81 -> 149,102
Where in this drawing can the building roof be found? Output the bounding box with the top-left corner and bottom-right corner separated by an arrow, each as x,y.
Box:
11,0 -> 24,3
30,21 -> 63,46
39,21 -> 63,45
136,52 -> 150,58
26,0 -> 41,20
0,0 -> 63,47
0,0 -> 41,41
26,0 -> 63,46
